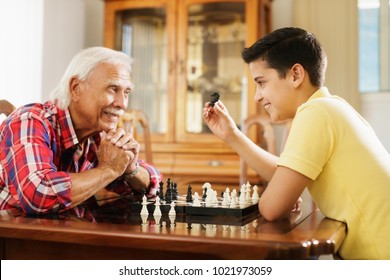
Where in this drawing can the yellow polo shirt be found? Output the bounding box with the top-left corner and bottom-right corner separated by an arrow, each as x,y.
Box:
278,87 -> 390,259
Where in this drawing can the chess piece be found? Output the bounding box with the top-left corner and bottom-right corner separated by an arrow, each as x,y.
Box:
169,214 -> 176,228
172,182 -> 178,200
221,191 -> 229,207
202,182 -> 212,200
192,192 -> 201,206
153,196 -> 162,217
210,92 -> 220,107
224,188 -> 231,203
168,201 -> 176,227
168,201 -> 176,217
140,195 -> 149,219
154,214 -> 161,228
229,192 -> 238,208
212,190 -> 219,206
158,181 -> 164,201
252,185 -> 259,204
245,183 -> 252,204
205,189 -> 216,207
140,213 -> 148,225
239,187 -> 246,207
165,182 -> 172,204
186,185 -> 193,203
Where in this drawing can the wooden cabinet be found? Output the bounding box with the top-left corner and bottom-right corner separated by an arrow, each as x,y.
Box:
104,0 -> 272,187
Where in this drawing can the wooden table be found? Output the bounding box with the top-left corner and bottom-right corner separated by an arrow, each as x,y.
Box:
0,195 -> 346,260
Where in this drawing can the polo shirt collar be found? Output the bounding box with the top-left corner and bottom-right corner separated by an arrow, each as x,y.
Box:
307,86 -> 331,102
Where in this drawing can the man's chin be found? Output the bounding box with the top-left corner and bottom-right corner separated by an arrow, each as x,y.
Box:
101,122 -> 118,132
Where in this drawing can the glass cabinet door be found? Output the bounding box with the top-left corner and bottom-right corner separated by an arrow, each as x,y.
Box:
106,1 -> 176,142
177,1 -> 247,142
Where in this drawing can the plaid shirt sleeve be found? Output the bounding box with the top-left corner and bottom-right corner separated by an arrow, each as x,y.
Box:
0,111 -> 72,214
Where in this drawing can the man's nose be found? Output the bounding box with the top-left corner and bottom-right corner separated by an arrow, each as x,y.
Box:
114,92 -> 128,109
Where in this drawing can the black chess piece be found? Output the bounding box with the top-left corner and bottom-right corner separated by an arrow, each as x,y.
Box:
172,182 -> 178,200
158,181 -> 164,201
165,182 -> 172,204
210,92 -> 220,107
186,185 -> 193,203
202,186 -> 208,200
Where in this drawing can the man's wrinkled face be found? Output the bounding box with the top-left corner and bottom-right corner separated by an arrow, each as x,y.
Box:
74,62 -> 134,134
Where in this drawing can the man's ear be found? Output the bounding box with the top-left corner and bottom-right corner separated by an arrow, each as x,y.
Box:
290,63 -> 305,87
69,77 -> 81,102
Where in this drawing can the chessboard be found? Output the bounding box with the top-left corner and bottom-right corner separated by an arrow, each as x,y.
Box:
131,179 -> 260,221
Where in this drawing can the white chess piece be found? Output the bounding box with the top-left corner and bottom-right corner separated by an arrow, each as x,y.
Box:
221,191 -> 229,207
205,191 -> 213,207
168,201 -> 176,217
169,214 -> 176,228
140,195 -> 149,216
252,185 -> 259,204
212,190 -> 219,206
202,182 -> 212,198
153,196 -> 162,217
224,188 -> 231,204
245,183 -> 252,204
205,187 -> 215,206
229,193 -> 238,208
154,214 -> 161,227
140,213 -> 148,225
239,187 -> 246,207
192,192 -> 201,206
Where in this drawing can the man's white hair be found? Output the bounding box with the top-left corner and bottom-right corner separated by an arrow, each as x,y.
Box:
50,47 -> 132,109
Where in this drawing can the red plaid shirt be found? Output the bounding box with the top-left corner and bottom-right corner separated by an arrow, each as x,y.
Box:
0,102 -> 161,214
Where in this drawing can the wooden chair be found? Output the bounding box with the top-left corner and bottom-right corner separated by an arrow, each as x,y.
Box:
119,109 -> 153,164
0,99 -> 16,117
239,114 -> 292,185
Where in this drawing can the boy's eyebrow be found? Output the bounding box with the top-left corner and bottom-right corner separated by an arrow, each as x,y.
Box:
254,76 -> 264,82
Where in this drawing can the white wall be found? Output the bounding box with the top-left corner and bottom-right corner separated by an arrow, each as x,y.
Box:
361,93 -> 390,151
0,0 -> 44,107
0,0 -> 88,108
84,0 -> 104,47
41,0 -> 85,102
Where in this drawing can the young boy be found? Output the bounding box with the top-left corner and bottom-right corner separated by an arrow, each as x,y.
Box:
202,27 -> 390,259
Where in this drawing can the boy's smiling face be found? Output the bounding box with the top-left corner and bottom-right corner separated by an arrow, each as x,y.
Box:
249,59 -> 304,122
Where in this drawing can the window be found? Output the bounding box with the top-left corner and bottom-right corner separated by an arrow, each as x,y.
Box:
358,0 -> 390,92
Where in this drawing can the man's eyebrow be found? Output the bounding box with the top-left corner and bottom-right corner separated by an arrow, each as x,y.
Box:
106,79 -> 134,90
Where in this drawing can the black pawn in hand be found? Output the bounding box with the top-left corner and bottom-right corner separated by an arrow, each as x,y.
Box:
210,92 -> 220,107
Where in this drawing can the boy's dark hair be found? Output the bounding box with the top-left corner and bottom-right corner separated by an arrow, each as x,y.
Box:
241,27 -> 327,87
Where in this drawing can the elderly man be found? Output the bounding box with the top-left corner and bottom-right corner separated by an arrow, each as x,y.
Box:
0,47 -> 161,214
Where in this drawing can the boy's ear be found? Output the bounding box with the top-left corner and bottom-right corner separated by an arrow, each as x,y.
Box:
290,63 -> 305,87
69,77 -> 81,101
